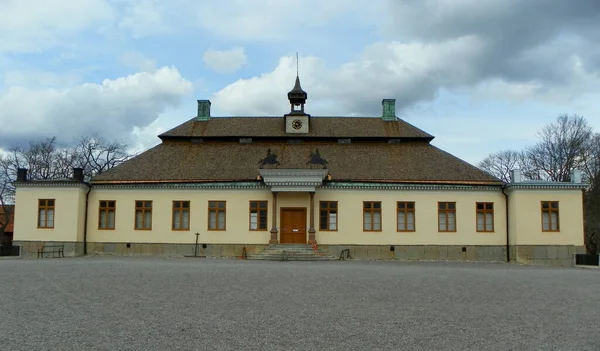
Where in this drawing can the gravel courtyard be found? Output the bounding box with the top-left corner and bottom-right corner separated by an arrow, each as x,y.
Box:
1,258 -> 598,351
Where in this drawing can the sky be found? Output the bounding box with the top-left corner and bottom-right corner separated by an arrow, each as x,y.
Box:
1,0 -> 600,165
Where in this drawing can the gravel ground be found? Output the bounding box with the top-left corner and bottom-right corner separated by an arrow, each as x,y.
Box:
1,257 -> 599,351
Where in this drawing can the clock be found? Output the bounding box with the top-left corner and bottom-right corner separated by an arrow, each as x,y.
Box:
285,115 -> 309,133
292,119 -> 303,130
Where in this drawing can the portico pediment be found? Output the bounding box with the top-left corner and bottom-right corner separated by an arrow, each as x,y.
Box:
259,169 -> 329,192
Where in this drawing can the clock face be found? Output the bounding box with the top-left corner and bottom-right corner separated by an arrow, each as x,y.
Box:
292,119 -> 303,130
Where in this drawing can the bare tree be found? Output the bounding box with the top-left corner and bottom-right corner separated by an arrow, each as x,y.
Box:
478,150 -> 541,182
0,134 -> 132,205
527,114 -> 593,182
75,134 -> 132,180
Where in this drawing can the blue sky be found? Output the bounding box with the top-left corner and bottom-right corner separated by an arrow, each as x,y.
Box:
1,0 -> 600,165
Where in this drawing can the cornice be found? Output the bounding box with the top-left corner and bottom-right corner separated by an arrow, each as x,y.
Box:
504,183 -> 588,191
322,182 -> 503,192
92,182 -> 268,190
15,181 -> 89,189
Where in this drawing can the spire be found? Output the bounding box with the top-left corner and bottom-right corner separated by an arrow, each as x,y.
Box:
287,53 -> 307,114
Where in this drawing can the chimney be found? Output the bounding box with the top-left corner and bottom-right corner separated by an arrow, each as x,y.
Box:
510,169 -> 522,183
196,100 -> 211,121
382,99 -> 396,121
16,168 -> 27,182
570,169 -> 582,183
73,168 -> 84,182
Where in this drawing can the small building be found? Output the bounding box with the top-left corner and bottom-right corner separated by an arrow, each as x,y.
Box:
12,76 -> 586,266
0,204 -> 15,248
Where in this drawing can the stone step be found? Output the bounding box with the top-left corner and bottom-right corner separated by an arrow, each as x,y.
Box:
247,255 -> 337,261
247,245 -> 338,261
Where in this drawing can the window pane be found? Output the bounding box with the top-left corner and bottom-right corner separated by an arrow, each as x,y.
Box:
145,211 -> 152,228
218,211 -> 225,229
329,213 -> 337,230
108,211 -> 115,228
250,201 -> 257,208
173,211 -> 181,229
209,201 -> 216,208
439,212 -> 446,231
330,202 -> 337,209
364,202 -> 371,209
145,201 -> 152,208
364,212 -> 371,230
100,212 -> 107,228
373,202 -> 381,209
485,213 -> 493,231
477,213 -> 484,231
398,212 -> 405,230
135,210 -> 143,229
182,210 -> 189,229
542,202 -> 549,209
551,202 -> 559,209
397,202 -> 405,209
438,203 -> 445,210
209,211 -> 216,229
407,212 -> 415,231
551,212 -> 558,230
373,212 -> 381,230
259,202 -> 267,209
542,212 -> 550,231
48,200 -> 54,207
218,202 -> 226,209
250,212 -> 258,230
39,209 -> 46,227
448,202 -> 455,210
448,212 -> 456,231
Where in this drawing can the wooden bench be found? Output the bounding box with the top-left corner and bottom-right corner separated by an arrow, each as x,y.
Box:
38,245 -> 64,258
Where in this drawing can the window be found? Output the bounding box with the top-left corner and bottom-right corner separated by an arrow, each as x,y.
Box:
476,202 -> 494,232
135,201 -> 152,230
438,202 -> 456,232
172,201 -> 190,230
99,200 -> 116,230
397,202 -> 415,231
541,201 -> 559,231
319,201 -> 338,231
38,199 -> 55,228
363,201 -> 382,231
249,201 -> 268,230
208,201 -> 226,230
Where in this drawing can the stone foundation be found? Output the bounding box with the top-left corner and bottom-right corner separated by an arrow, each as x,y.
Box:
509,245 -> 585,267
319,245 -> 507,263
13,241 -> 84,258
10,241 -> 585,267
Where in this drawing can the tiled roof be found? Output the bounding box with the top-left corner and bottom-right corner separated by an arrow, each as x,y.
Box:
92,141 -> 501,184
159,116 -> 434,139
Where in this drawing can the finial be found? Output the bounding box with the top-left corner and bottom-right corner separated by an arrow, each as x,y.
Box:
296,52 -> 299,77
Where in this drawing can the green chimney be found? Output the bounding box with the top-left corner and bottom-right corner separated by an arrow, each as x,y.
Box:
196,100 -> 211,121
382,99 -> 396,121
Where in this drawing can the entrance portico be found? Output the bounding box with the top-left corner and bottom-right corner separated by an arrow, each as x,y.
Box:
259,169 -> 328,244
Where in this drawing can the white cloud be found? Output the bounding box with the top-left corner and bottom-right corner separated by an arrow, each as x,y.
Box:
194,0 -> 380,41
212,55 -> 324,115
118,0 -> 170,38
119,51 -> 157,72
0,67 -> 193,147
0,0 -> 114,53
203,47 -> 248,74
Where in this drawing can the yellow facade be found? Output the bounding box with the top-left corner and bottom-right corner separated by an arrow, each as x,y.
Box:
13,184 -> 585,251
13,186 -> 87,242
507,189 -> 584,246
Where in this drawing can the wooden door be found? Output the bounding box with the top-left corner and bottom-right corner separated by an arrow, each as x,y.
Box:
280,208 -> 307,244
